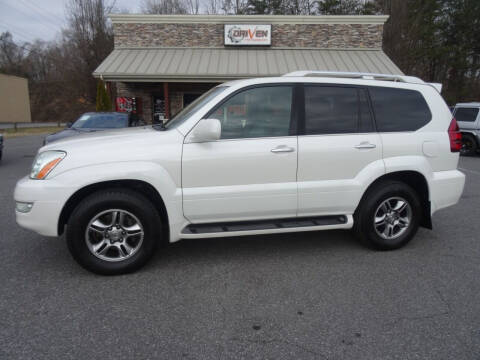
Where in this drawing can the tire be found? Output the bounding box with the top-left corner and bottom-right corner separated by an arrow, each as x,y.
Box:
353,180 -> 422,250
66,189 -> 162,275
460,133 -> 477,156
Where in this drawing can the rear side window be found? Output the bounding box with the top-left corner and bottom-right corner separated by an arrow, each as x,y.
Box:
454,107 -> 479,122
304,86 -> 373,135
369,87 -> 432,132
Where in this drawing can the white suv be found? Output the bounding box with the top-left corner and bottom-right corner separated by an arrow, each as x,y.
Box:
14,72 -> 465,274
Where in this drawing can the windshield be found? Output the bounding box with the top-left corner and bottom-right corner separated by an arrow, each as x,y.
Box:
72,113 -> 129,129
165,86 -> 228,129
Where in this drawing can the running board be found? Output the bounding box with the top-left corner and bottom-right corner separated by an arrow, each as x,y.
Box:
181,215 -> 349,237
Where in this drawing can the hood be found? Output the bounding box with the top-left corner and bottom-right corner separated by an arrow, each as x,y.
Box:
39,126 -> 184,178
43,126 -> 157,149
40,126 -> 172,151
44,128 -> 90,144
39,126 -> 183,164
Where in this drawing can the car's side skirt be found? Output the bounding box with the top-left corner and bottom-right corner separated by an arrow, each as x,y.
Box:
180,215 -> 353,239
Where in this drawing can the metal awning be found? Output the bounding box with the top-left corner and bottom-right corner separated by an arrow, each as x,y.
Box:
93,47 -> 403,82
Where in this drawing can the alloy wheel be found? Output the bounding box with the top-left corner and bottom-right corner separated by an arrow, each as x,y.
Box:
85,209 -> 144,262
373,197 -> 412,240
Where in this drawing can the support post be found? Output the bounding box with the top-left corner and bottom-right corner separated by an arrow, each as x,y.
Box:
163,82 -> 170,120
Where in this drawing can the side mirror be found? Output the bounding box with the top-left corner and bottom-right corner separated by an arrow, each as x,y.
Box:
66,122 -> 73,128
186,118 -> 221,143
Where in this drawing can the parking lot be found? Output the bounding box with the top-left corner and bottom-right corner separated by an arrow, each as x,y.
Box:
0,134 -> 479,360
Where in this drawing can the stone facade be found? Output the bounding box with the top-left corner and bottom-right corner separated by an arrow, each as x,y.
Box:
114,23 -> 383,49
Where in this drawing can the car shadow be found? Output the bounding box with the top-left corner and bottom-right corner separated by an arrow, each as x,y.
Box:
147,229 -> 363,270
18,229 -> 363,275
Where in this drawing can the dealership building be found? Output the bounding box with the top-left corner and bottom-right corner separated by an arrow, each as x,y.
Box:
94,14 -> 402,123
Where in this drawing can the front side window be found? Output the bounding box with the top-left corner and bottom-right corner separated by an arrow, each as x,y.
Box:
454,107 -> 479,122
208,86 -> 293,139
304,86 -> 373,135
369,87 -> 432,132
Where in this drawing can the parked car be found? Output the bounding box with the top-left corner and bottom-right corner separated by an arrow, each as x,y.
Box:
0,133 -> 3,160
44,112 -> 143,145
453,102 -> 480,156
15,71 -> 465,275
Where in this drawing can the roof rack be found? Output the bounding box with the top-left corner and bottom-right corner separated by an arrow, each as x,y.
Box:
282,71 -> 443,92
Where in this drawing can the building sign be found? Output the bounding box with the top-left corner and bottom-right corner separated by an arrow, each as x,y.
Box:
224,24 -> 271,46
116,97 -> 142,114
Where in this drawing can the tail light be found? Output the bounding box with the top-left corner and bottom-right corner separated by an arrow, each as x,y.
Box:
448,118 -> 462,152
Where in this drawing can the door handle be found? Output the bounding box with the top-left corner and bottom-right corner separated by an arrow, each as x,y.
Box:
354,142 -> 376,149
271,145 -> 295,153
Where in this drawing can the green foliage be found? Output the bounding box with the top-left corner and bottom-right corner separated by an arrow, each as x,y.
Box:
376,0 -> 480,104
318,0 -> 362,14
96,79 -> 112,111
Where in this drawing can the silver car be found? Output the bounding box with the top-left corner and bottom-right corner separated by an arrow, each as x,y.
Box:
454,102 -> 480,156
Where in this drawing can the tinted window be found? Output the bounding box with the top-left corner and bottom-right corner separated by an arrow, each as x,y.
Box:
369,87 -> 431,132
304,86 -> 373,135
209,86 -> 293,139
72,113 -> 128,129
454,107 -> 479,122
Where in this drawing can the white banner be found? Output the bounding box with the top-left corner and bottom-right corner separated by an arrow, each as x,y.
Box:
224,24 -> 271,46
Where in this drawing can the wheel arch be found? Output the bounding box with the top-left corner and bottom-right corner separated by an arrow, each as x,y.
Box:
58,180 -> 170,241
357,171 -> 432,229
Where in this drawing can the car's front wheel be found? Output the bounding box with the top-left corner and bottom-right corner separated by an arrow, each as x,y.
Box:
66,189 -> 161,275
354,181 -> 421,250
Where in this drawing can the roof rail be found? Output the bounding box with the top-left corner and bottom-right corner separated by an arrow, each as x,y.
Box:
282,71 -> 442,92
283,70 -> 422,83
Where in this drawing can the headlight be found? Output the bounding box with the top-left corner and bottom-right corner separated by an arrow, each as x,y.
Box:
30,151 -> 66,180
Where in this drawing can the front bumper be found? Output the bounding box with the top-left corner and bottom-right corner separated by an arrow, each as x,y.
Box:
14,176 -> 71,236
430,169 -> 465,214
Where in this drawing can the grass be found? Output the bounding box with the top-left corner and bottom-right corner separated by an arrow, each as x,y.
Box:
2,126 -> 64,139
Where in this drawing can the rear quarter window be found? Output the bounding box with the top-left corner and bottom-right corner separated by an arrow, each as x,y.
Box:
454,107 -> 479,122
369,87 -> 432,132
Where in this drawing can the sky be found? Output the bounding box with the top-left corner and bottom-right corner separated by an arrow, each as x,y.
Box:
0,0 -> 140,44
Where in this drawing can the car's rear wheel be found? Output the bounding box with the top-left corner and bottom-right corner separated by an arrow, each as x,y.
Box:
66,189 -> 161,275
460,133 -> 477,156
353,181 -> 421,250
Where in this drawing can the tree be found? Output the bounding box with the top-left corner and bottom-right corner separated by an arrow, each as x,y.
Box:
317,0 -> 363,14
221,0 -> 249,14
96,79 -> 112,111
204,0 -> 222,13
0,32 -> 28,77
141,0 -> 189,14
65,0 -> 114,102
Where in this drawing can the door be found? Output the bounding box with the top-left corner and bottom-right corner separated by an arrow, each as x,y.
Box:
297,85 -> 383,216
182,85 -> 298,223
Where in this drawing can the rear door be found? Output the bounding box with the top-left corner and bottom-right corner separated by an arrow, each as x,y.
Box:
297,85 -> 383,216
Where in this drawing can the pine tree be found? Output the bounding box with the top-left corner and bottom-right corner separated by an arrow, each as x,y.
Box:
96,79 -> 112,111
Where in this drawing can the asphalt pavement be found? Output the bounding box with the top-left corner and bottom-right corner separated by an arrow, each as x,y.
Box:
1,135 -> 479,360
